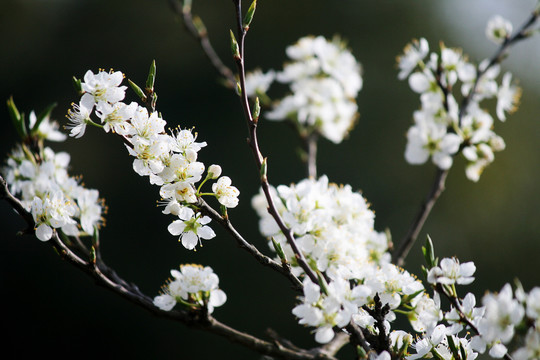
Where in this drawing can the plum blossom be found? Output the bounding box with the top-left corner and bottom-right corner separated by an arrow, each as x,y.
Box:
28,110 -> 66,142
427,257 -> 476,286
266,35 -> 362,144
212,176 -> 240,208
167,207 -> 216,250
154,264 -> 226,313
476,283 -> 525,355
486,15 -> 513,44
66,95 -> 94,138
496,72 -> 521,121
81,69 -> 127,105
397,38 -> 429,80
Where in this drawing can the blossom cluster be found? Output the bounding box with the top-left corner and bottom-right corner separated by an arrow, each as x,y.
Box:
2,114 -> 104,241
407,259 -> 540,360
252,176 -> 428,343
153,264 -> 227,314
398,16 -> 521,182
245,35 -> 363,144
252,174 -> 539,356
67,69 -> 240,250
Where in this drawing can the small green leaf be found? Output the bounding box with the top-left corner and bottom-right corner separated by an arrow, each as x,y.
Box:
229,30 -> 240,58
72,76 -> 83,95
446,335 -> 460,359
260,157 -> 267,182
6,96 -> 27,138
316,271 -> 329,296
128,79 -> 147,102
32,102 -> 57,134
422,235 -> 437,269
146,59 -> 157,91
253,97 -> 260,122
192,15 -> 207,36
243,0 -> 257,29
271,237 -> 287,262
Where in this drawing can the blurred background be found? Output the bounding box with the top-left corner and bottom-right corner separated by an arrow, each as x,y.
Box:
1,0 -> 539,359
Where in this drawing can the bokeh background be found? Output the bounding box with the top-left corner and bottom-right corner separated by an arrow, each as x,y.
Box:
1,0 -> 539,359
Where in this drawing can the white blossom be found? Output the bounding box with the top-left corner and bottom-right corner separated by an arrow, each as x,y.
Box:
167,207 -> 216,250
81,69 -> 127,105
154,264 -> 226,314
212,176 -> 240,208
427,257 -> 476,285
486,15 -> 513,44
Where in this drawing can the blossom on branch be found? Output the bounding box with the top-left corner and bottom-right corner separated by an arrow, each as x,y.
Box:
154,264 -> 226,313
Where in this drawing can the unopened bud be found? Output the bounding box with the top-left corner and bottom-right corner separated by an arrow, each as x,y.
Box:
208,164 -> 222,179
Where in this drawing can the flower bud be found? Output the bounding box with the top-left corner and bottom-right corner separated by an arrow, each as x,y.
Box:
208,164 -> 222,179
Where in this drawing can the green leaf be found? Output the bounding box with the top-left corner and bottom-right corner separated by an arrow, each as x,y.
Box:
243,0 -> 257,29
128,79 -> 147,102
271,237 -> 286,262
229,30 -> 240,58
192,15 -> 207,36
422,235 -> 437,269
253,97 -> 260,122
6,96 -> 27,138
31,102 -> 57,134
260,156 -> 267,181
146,59 -> 157,91
316,271 -> 329,296
72,76 -> 83,95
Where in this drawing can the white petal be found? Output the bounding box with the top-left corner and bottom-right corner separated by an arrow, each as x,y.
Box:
36,224 -> 53,241
198,225 -> 216,240
167,220 -> 186,236
315,326 -> 334,344
181,232 -> 199,250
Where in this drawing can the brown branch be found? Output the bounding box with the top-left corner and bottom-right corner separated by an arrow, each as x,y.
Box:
230,0 -> 319,285
169,0 -> 236,89
197,198 -> 303,291
0,173 -> 334,360
393,168 -> 448,267
0,175 -> 35,231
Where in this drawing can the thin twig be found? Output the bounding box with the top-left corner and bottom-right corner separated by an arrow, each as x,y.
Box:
303,132 -> 318,179
392,168 -> 448,266
459,6 -> 540,125
0,175 -> 35,230
0,175 -> 334,360
230,0 -> 319,285
169,0 -> 236,88
197,198 -> 303,291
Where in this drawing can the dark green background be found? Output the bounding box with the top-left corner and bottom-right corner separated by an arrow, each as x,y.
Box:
1,1 -> 539,359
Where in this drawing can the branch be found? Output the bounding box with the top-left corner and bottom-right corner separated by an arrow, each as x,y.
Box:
392,168 -> 448,266
230,0 -> 319,285
459,6 -> 540,124
169,0 -> 236,89
1,174 -> 334,360
0,175 -> 35,230
197,198 -> 303,291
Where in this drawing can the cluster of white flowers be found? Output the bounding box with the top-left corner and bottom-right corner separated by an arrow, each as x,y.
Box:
253,176 -> 430,343
153,264 -> 227,314
406,255 -> 540,360
67,69 -> 240,250
398,17 -> 521,182
244,36 -> 363,144
3,135 -> 104,241
252,173 -> 539,353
